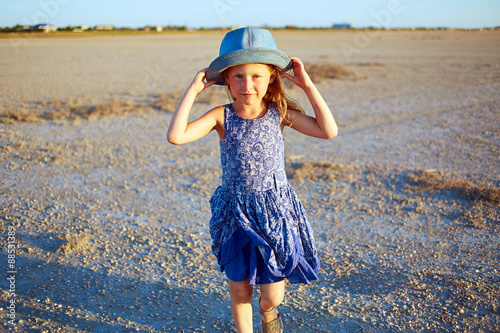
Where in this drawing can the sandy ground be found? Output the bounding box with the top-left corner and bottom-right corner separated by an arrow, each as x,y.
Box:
0,30 -> 499,332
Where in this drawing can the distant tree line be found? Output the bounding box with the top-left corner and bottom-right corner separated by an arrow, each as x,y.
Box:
1,25 -> 25,32
1,24 -> 497,33
0,24 -> 189,33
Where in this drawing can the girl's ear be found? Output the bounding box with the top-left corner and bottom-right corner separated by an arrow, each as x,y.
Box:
267,65 -> 277,84
269,72 -> 276,84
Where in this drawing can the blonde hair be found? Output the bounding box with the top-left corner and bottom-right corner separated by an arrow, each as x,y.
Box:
225,65 -> 305,125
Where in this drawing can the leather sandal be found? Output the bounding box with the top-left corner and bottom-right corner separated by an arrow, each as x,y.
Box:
259,297 -> 283,333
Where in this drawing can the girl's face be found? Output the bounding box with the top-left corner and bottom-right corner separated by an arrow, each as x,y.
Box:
225,64 -> 275,106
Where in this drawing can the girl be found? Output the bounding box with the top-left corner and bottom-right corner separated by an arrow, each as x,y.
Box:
167,27 -> 338,333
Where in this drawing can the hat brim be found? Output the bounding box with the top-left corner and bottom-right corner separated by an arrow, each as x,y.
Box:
207,48 -> 292,85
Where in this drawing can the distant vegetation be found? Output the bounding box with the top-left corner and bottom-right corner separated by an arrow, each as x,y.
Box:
0,24 -> 189,33
1,23 -> 499,34
1,24 -> 26,33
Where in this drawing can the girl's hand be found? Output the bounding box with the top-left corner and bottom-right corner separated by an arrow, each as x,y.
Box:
282,57 -> 338,140
190,68 -> 216,94
283,57 -> 314,90
167,69 -> 221,145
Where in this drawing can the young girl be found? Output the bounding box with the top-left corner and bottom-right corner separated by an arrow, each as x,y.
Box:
167,27 -> 338,333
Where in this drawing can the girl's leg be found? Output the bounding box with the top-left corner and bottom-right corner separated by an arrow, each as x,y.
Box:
259,280 -> 285,323
229,278 -> 254,333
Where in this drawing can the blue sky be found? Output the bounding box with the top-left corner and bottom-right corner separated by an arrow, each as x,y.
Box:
1,0 -> 498,29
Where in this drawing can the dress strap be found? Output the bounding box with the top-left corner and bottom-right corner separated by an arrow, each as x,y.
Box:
223,104 -> 230,133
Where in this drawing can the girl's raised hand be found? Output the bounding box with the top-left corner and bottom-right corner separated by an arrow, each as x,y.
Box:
190,68 -> 216,94
282,57 -> 313,90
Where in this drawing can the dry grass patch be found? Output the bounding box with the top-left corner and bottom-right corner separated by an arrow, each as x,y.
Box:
56,233 -> 91,254
405,169 -> 499,205
286,160 -> 361,182
303,63 -> 357,82
197,86 -> 229,105
0,110 -> 43,124
0,94 -> 187,124
405,169 -> 499,230
48,99 -> 152,121
153,92 -> 180,111
461,203 -> 500,230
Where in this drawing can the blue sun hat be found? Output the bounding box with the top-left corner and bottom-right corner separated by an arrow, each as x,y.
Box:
207,27 -> 293,85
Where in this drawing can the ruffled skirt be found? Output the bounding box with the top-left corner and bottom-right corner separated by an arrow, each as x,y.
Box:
209,184 -> 320,285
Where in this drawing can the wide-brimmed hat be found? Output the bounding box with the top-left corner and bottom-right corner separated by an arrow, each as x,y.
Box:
207,27 -> 292,85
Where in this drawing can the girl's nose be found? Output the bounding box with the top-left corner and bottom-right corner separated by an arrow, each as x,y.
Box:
243,77 -> 252,90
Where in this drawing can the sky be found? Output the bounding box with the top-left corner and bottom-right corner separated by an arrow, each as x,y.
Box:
0,0 -> 499,29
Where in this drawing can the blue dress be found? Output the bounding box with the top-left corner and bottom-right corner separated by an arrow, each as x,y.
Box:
209,103 -> 320,285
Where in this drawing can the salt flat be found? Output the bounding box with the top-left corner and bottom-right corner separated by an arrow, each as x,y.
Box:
0,30 -> 499,332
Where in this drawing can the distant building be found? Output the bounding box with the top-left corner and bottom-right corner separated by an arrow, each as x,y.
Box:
95,25 -> 115,30
333,23 -> 352,30
30,23 -> 58,32
144,25 -> 164,32
72,25 -> 90,32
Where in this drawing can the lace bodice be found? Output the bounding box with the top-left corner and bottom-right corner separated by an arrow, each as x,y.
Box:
220,103 -> 287,192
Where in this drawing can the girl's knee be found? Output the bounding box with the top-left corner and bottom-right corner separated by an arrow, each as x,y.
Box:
260,292 -> 284,309
259,283 -> 285,309
231,288 -> 253,303
229,279 -> 253,303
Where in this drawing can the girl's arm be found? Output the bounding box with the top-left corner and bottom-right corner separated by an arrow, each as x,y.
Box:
167,69 -> 222,145
283,57 -> 338,139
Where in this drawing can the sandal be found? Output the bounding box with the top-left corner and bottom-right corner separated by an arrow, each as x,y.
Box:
259,297 -> 283,333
